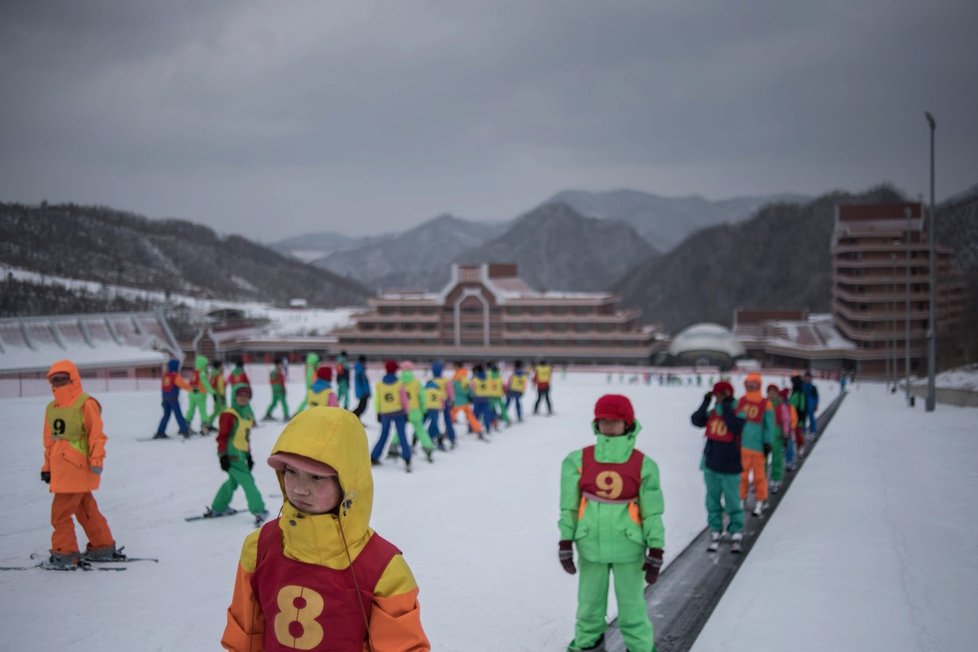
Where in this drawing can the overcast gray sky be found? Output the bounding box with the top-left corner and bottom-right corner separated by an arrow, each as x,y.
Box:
1,1 -> 976,242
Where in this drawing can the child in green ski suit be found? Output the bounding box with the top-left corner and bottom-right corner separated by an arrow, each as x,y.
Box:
210,384 -> 267,521
186,354 -> 217,434
293,351 -> 320,413
263,361 -> 289,421
204,360 -> 226,432
559,394 -> 665,652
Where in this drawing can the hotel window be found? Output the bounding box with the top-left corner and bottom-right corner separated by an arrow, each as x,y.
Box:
574,306 -> 591,315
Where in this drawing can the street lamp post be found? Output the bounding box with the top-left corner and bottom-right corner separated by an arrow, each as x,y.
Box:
905,207 -> 912,405
925,111 -> 937,412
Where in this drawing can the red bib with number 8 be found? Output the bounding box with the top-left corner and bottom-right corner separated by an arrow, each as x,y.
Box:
252,520 -> 399,651
578,445 -> 643,502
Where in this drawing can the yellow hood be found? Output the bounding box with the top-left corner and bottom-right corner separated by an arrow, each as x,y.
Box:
268,407 -> 374,567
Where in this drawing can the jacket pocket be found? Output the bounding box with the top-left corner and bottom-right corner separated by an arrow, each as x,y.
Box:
622,519 -> 645,546
59,445 -> 87,470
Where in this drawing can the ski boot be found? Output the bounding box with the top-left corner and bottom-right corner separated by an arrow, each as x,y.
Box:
450,439 -> 457,450
370,458 -> 382,467
386,447 -> 401,459
179,430 -> 191,439
707,531 -> 724,552
204,506 -> 237,518
152,432 -> 170,439
752,501 -> 765,518
424,448 -> 434,463
436,436 -> 447,452
253,510 -> 270,526
40,551 -> 83,570
83,543 -> 127,562
404,458 -> 412,474
730,532 -> 744,554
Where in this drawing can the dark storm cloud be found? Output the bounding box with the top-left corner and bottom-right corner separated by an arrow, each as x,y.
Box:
2,0 -> 976,240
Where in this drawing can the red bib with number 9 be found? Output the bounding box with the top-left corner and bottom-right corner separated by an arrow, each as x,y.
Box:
579,445 -> 643,502
252,521 -> 399,651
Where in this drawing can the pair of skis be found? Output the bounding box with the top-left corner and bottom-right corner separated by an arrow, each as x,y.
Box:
1,551 -> 158,572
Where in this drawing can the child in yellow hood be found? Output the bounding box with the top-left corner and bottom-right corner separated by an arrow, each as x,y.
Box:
222,406 -> 430,652
41,360 -> 123,568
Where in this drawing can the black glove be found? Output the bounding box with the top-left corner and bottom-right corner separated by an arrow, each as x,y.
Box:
558,540 -> 576,575
703,392 -> 713,403
721,395 -> 735,409
41,471 -> 51,484
219,455 -> 230,472
763,443 -> 772,456
643,548 -> 664,584
247,454 -> 254,470
377,414 -> 382,423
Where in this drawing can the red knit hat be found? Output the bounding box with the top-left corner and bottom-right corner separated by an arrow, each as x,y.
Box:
779,388 -> 790,401
316,366 -> 332,381
593,394 -> 635,427
384,360 -> 399,374
713,381 -> 734,397
766,384 -> 779,394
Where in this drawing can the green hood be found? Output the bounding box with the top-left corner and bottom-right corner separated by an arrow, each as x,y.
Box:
195,354 -> 209,371
590,419 -> 643,463
306,352 -> 320,366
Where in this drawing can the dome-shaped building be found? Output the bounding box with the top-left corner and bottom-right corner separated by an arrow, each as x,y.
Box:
666,322 -> 745,369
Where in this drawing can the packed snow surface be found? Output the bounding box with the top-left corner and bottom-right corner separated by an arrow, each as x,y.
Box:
1,373 -> 974,650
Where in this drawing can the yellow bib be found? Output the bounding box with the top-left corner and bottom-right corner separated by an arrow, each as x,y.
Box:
377,380 -> 403,414
510,374 -> 527,393
424,386 -> 445,410
45,393 -> 91,456
221,408 -> 254,453
308,387 -> 333,408
472,377 -> 490,398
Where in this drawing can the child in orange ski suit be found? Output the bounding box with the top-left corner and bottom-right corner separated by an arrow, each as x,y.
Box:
41,360 -> 119,567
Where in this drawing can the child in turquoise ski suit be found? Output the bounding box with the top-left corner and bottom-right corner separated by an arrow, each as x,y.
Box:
211,384 -> 267,520
335,350 -> 351,410
559,394 -> 665,652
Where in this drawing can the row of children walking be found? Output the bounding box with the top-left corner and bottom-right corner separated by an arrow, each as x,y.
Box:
366,358 -> 555,473
690,371 -> 820,553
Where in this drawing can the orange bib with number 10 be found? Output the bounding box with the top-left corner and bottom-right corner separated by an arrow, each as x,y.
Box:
578,445 -> 643,502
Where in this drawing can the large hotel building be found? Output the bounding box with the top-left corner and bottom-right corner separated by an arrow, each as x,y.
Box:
331,263 -> 665,364
831,202 -> 964,377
